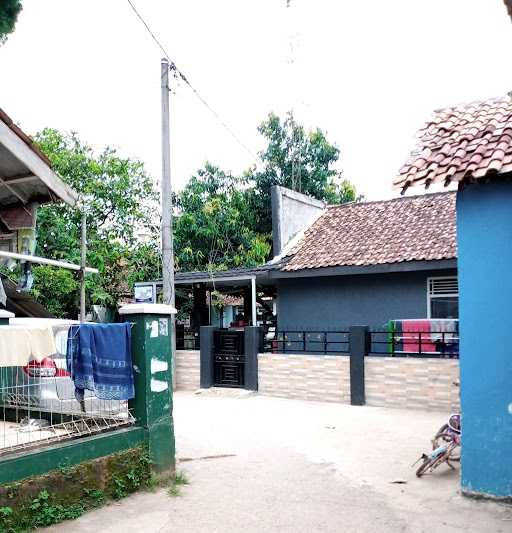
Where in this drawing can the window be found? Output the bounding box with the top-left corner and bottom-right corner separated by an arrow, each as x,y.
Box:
427,277 -> 459,319
0,234 -> 15,265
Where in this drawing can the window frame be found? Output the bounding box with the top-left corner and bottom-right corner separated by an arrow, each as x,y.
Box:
426,276 -> 459,319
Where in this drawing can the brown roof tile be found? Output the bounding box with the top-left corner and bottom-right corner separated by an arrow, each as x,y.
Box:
395,95 -> 512,192
281,192 -> 456,272
505,1 -> 512,20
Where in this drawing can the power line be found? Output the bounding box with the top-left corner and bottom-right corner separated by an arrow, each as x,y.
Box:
126,0 -> 258,161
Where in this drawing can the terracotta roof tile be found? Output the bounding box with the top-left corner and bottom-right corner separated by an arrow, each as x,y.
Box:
395,95 -> 512,192
281,192 -> 456,272
505,1 -> 512,21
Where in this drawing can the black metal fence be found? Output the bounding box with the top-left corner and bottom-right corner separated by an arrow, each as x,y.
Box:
263,329 -> 459,358
176,325 -> 200,350
265,331 -> 349,355
369,330 -> 459,358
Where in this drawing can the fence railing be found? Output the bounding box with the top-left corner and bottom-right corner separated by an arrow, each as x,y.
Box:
369,330 -> 459,358
176,325 -> 200,350
265,330 -> 349,355
0,323 -> 135,457
263,328 -> 459,358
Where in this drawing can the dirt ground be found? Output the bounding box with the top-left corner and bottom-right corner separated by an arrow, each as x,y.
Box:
44,390 -> 511,532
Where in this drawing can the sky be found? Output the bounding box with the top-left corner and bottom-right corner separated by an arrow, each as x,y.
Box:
1,0 -> 512,201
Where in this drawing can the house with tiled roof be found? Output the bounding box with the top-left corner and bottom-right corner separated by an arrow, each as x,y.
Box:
268,186 -> 458,331
395,92 -> 512,500
137,185 -> 459,333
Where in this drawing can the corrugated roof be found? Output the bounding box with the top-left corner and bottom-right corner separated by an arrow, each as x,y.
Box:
0,109 -> 53,168
281,192 -> 456,271
395,95 -> 512,192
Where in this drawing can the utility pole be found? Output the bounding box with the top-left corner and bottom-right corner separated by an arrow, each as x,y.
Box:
80,210 -> 86,323
161,58 -> 175,308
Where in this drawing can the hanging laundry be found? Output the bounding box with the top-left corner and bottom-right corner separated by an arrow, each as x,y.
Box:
67,323 -> 134,401
0,326 -> 57,367
430,319 -> 459,356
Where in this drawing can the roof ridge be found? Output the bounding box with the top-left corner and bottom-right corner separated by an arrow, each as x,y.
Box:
432,93 -> 511,114
325,190 -> 455,210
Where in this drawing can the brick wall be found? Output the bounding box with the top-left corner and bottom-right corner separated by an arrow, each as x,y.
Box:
365,357 -> 460,411
175,350 -> 200,391
175,349 -> 459,411
258,353 -> 350,403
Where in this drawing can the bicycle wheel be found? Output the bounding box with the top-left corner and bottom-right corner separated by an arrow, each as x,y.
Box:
432,424 -> 449,448
416,455 -> 438,477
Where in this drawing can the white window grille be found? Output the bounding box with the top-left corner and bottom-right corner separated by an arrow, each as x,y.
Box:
427,276 -> 459,319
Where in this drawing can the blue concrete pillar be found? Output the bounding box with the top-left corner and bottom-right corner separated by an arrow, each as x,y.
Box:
457,182 -> 512,499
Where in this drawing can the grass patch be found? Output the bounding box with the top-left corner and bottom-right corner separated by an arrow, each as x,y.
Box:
167,471 -> 189,497
0,446 -> 153,532
174,472 -> 189,486
167,485 -> 181,497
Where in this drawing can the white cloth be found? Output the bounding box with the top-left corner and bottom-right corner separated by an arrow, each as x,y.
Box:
430,319 -> 458,343
0,326 -> 57,367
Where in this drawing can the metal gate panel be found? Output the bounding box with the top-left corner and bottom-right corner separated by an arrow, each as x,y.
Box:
213,331 -> 245,388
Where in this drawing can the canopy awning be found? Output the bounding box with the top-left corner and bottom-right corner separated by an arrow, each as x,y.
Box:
0,109 -> 78,208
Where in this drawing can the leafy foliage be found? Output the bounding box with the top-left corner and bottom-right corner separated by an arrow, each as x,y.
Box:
174,163 -> 270,272
33,129 -> 160,317
31,266 -> 78,318
29,112 -> 357,316
0,0 -> 22,45
247,112 -> 358,234
173,113 -> 357,270
0,447 -> 152,532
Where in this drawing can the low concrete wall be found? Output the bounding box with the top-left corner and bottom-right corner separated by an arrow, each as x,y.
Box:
175,349 -> 459,411
258,353 -> 350,403
175,350 -> 200,391
365,357 -> 460,411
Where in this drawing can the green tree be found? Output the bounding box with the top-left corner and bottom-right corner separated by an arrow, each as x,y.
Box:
0,0 -> 22,44
174,163 -> 270,272
248,112 -> 357,234
33,129 -> 160,317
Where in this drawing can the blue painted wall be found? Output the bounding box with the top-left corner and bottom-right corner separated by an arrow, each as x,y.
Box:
457,182 -> 512,498
277,269 -> 457,331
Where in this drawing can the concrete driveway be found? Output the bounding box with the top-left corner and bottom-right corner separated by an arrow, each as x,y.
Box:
44,390 -> 510,532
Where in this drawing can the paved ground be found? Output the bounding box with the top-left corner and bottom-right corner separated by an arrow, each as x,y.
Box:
45,390 -> 511,532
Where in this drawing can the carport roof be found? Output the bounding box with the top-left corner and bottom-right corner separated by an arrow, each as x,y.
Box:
135,264 -> 281,287
174,264 -> 279,285
0,109 -> 78,207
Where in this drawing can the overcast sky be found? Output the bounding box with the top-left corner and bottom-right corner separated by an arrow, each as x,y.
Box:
1,0 -> 511,200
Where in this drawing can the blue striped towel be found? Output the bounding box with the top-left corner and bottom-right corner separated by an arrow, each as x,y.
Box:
67,323 -> 134,401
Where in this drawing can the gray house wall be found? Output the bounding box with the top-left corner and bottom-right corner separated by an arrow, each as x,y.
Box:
271,186 -> 326,257
276,269 -> 457,331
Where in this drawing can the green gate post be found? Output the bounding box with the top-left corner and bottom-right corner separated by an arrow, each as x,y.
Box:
119,303 -> 177,478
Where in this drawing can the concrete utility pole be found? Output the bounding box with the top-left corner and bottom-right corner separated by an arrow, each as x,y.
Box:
161,58 -> 175,308
80,210 -> 87,323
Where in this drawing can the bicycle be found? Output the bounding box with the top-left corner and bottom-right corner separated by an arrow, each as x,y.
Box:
414,413 -> 461,477
414,380 -> 461,477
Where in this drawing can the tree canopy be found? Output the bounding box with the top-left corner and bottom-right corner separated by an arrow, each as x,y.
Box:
246,112 -> 357,234
32,129 -> 160,317
177,112 -> 359,269
0,0 -> 22,44
174,163 -> 270,272
24,112 -> 357,318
